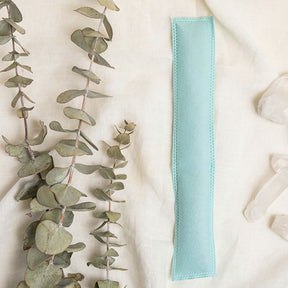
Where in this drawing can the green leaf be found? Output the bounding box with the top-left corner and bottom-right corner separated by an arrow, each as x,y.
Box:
80,130 -> 99,151
23,221 -> 39,250
16,179 -> 45,201
5,144 -> 32,163
3,17 -> 25,34
87,256 -> 115,269
87,90 -> 111,98
75,7 -> 103,19
11,91 -> 21,108
67,202 -> 96,211
18,153 -> 52,177
0,61 -> 17,72
5,75 -> 33,88
35,220 -> 73,255
107,146 -> 125,161
99,168 -> 115,179
57,89 -> 85,103
72,66 -> 100,84
54,251 -> 72,268
0,35 -> 11,44
16,281 -> 28,288
111,267 -> 127,271
82,29 -> 107,39
17,62 -> 33,73
46,167 -> 70,185
27,246 -> 51,270
64,107 -> 96,126
106,182 -> 124,191
52,184 -> 83,206
37,185 -> 60,208
66,242 -> 86,253
67,273 -> 84,282
124,121 -> 136,131
0,19 -> 14,36
95,221 -> 108,230
17,106 -> 34,119
95,280 -> 119,288
25,262 -> 62,288
9,1 -> 23,22
103,16 -> 113,41
56,139 -> 92,157
41,209 -> 74,228
71,29 -> 93,54
97,0 -> 120,11
75,163 -> 101,174
90,230 -> 117,240
49,121 -> 77,133
54,278 -> 75,288
106,211 -> 121,222
27,121 -> 47,146
104,248 -> 119,257
115,133 -> 130,145
88,53 -> 114,68
115,174 -> 127,180
30,198 -> 49,212
92,188 -> 112,201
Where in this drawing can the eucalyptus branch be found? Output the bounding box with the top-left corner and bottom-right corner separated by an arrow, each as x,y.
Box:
89,120 -> 136,288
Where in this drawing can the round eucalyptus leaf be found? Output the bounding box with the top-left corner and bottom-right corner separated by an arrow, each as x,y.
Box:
92,188 -> 111,201
99,168 -> 115,179
27,246 -> 51,270
53,251 -> 72,268
74,163 -> 101,174
41,209 -> 74,227
56,139 -> 92,157
23,221 -> 39,251
25,262 -> 62,288
72,66 -> 100,84
9,1 -> 23,22
107,146 -> 125,161
104,248 -> 119,257
35,220 -> 73,255
67,202 -> 96,211
97,0 -> 120,11
37,185 -> 60,208
75,7 -> 103,19
106,182 -> 124,191
64,107 -> 96,126
57,89 -> 85,103
115,133 -> 130,145
54,278 -> 75,288
95,280 -> 119,288
16,281 -> 28,288
30,198 -> 49,212
66,242 -> 86,253
46,167 -> 70,185
51,184 -> 83,207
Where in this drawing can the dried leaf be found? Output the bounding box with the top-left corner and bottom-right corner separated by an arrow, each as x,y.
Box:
75,7 -> 103,19
92,188 -> 112,201
54,251 -> 72,268
41,209 -> 74,228
107,146 -> 125,161
87,256 -> 115,269
5,75 -> 33,88
115,133 -> 130,145
99,168 -> 115,179
103,16 -> 113,41
30,198 -> 49,212
17,106 -> 33,119
46,167 -> 70,185
106,182 -> 124,191
27,246 -> 51,270
54,278 -> 75,288
115,174 -> 127,180
3,17 -> 25,34
97,0 -> 120,11
49,121 -> 77,133
16,281 -> 28,288
25,262 -> 62,288
115,161 -> 128,169
67,202 -> 96,211
75,163 -> 101,174
0,35 -> 12,44
66,242 -> 86,253
72,66 -> 100,84
5,144 -> 32,163
9,1 -> 23,22
0,19 -> 15,36
52,184 -> 83,207
23,221 -> 39,250
18,154 -> 52,178
104,248 -> 119,257
80,130 -> 99,151
124,121 -> 136,131
16,179 -> 45,201
89,53 -> 114,68
55,139 -> 92,157
87,90 -> 111,98
57,89 -> 85,103
37,185 -> 60,208
27,121 -> 47,146
35,220 -> 73,255
82,29 -> 107,39
64,107 -> 96,126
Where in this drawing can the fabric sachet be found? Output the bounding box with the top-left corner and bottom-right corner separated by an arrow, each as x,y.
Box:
171,17 -> 216,281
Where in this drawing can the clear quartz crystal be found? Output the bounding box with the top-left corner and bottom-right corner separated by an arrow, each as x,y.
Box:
258,74 -> 288,124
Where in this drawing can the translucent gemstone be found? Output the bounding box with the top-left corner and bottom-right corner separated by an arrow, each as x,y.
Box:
258,74 -> 288,124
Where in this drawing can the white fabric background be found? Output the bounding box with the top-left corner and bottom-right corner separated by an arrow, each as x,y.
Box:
1,0 -> 288,287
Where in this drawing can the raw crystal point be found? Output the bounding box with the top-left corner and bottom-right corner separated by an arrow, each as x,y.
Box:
271,154 -> 288,173
258,74 -> 288,124
271,215 -> 288,241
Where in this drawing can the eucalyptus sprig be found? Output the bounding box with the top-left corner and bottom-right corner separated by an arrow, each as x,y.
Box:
89,120 -> 136,288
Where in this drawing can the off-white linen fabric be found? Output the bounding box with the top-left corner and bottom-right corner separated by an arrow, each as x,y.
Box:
1,0 -> 288,287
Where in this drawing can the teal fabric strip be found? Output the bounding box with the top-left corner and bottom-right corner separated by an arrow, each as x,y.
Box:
171,17 -> 216,281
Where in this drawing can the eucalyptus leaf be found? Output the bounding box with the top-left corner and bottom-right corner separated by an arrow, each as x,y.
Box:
75,163 -> 101,174
95,280 -> 119,288
56,139 -> 92,157
57,89 -> 85,103
25,262 -> 62,288
3,17 -> 25,34
30,198 -> 49,212
106,182 -> 124,191
103,16 -> 113,41
23,221 -> 39,250
16,281 -> 28,288
46,166 -> 70,185
18,153 -> 52,177
54,278 -> 75,288
67,202 -> 96,211
16,179 -> 45,201
72,66 -> 100,84
27,246 -> 51,270
105,211 -> 121,223
0,35 -> 11,44
0,61 -> 17,72
37,185 -> 60,208
5,144 -> 32,163
49,121 -> 77,133
82,29 -> 107,39
0,19 -> 15,36
35,220 -> 73,255
97,0 -> 120,11
89,53 -> 114,68
104,248 -> 119,257
11,91 -> 21,108
64,107 -> 96,126
80,130 -> 99,151
115,133 -> 130,145
51,183 -> 83,207
90,230 -> 117,239
107,146 -> 125,161
67,273 -> 84,282
75,7 -> 103,19
87,90 -> 111,98
99,168 -> 115,179
92,188 -> 112,201
54,251 -> 72,268
41,209 -> 74,228
87,256 -> 115,269
27,121 -> 47,146
9,1 -> 23,22
115,174 -> 127,180
5,75 -> 33,88
124,121 -> 136,131
66,242 -> 86,253
17,106 -> 33,119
